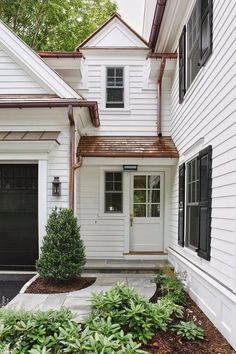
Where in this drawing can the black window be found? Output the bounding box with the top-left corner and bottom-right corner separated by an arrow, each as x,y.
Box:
179,146 -> 212,260
187,0 -> 201,88
105,172 -> 123,213
179,27 -> 186,103
179,0 -> 213,99
178,164 -> 185,246
186,157 -> 199,248
106,67 -> 124,108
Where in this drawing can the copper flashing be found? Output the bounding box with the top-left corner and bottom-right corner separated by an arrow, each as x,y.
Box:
0,131 -> 60,143
78,12 -> 149,49
149,0 -> 167,51
77,136 -> 178,158
147,52 -> 177,59
38,51 -> 83,58
0,99 -> 100,128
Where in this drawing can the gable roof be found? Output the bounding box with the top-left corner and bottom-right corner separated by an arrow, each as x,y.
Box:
78,12 -> 149,49
0,20 -> 81,98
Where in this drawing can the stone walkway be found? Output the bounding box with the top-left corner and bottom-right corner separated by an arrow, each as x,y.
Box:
7,273 -> 155,322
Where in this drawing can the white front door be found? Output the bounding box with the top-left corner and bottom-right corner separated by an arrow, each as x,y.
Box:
130,173 -> 164,252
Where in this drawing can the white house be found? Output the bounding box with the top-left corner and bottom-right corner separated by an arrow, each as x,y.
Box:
0,0 -> 235,349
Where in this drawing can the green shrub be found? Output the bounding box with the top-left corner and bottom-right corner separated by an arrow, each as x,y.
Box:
0,308 -> 147,354
172,320 -> 204,340
152,267 -> 187,305
36,208 -> 86,281
90,282 -> 179,343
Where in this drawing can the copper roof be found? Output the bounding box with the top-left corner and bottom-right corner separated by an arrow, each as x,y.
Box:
77,136 -> 178,158
0,131 -> 60,143
38,51 -> 83,58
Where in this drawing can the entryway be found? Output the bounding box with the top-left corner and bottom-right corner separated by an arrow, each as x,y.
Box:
130,172 -> 164,252
0,164 -> 38,270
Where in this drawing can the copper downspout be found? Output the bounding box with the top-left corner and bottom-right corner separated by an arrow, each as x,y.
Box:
68,105 -> 75,211
157,57 -> 166,137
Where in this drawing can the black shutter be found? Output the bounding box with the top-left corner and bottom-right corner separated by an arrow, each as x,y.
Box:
200,0 -> 213,66
179,26 -> 186,104
178,163 -> 185,246
198,145 -> 212,260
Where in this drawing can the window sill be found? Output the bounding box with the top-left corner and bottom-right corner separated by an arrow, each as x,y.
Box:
100,109 -> 131,115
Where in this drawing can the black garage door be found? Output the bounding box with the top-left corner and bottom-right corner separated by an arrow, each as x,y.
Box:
0,164 -> 38,270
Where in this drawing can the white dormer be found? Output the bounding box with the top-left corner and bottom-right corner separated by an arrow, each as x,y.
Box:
78,13 -> 149,50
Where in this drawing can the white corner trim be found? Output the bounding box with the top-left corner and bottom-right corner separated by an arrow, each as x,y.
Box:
20,274 -> 39,294
0,21 -> 80,98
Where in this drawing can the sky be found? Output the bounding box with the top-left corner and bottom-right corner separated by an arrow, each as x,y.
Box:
115,0 -> 146,34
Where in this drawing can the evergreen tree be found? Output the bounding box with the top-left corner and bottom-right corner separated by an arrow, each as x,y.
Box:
36,208 -> 86,281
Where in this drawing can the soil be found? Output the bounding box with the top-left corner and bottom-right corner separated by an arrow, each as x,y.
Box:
25,276 -> 96,294
142,292 -> 236,354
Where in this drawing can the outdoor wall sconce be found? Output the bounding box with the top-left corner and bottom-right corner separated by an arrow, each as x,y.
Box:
52,176 -> 61,196
123,165 -> 138,171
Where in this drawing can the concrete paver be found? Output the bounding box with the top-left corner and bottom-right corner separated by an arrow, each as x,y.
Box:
6,273 -> 155,322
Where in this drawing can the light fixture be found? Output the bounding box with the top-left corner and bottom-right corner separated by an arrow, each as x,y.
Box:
123,165 -> 138,171
52,177 -> 61,196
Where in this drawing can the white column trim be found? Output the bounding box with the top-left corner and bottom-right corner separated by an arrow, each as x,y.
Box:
38,160 -> 47,252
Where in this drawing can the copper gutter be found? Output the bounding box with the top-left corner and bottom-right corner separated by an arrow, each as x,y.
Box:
38,51 -> 83,58
148,52 -> 177,59
67,105 -> 75,211
149,0 -> 167,51
0,100 -> 100,128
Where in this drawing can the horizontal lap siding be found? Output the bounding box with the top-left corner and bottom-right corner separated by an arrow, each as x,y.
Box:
82,58 -> 171,136
170,0 -> 236,290
77,166 -> 125,258
0,46 -> 48,94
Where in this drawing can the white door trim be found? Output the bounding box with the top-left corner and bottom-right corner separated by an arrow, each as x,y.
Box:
0,153 -> 48,256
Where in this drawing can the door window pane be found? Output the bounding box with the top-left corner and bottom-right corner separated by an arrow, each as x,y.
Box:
148,190 -> 160,203
134,204 -> 146,217
134,190 -> 146,203
133,175 -> 161,218
148,175 -> 160,188
134,175 -> 146,188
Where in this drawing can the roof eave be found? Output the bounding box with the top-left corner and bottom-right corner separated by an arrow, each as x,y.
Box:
148,0 -> 167,52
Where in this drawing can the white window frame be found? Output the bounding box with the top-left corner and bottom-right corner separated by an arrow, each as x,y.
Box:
99,167 -> 125,217
101,65 -> 130,112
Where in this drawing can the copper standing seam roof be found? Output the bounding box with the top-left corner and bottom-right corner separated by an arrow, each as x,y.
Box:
0,131 -> 60,144
38,51 -> 83,58
77,136 -> 179,158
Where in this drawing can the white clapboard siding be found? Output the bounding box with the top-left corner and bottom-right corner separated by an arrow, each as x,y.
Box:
0,47 -> 49,94
0,108 -> 70,214
77,166 -> 125,258
65,56 -> 171,136
169,0 -> 236,290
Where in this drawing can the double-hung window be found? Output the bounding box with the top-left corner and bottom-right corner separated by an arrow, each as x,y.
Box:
104,172 -> 123,213
178,146 -> 212,260
106,67 -> 124,108
179,0 -> 213,102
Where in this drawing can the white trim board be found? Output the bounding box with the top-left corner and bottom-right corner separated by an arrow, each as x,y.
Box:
0,20 -> 80,98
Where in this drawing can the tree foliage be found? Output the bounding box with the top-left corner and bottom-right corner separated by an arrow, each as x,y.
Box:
0,0 -> 117,51
36,208 -> 86,281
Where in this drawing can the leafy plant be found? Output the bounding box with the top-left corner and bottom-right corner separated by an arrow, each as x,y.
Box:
172,321 -> 204,340
36,208 -> 86,281
152,266 -> 187,305
0,308 -> 147,353
90,282 -> 177,343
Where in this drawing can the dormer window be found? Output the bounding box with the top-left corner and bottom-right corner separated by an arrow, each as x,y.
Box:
106,67 -> 124,108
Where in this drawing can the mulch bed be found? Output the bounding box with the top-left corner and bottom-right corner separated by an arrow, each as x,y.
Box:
142,292 -> 235,354
25,277 -> 96,294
